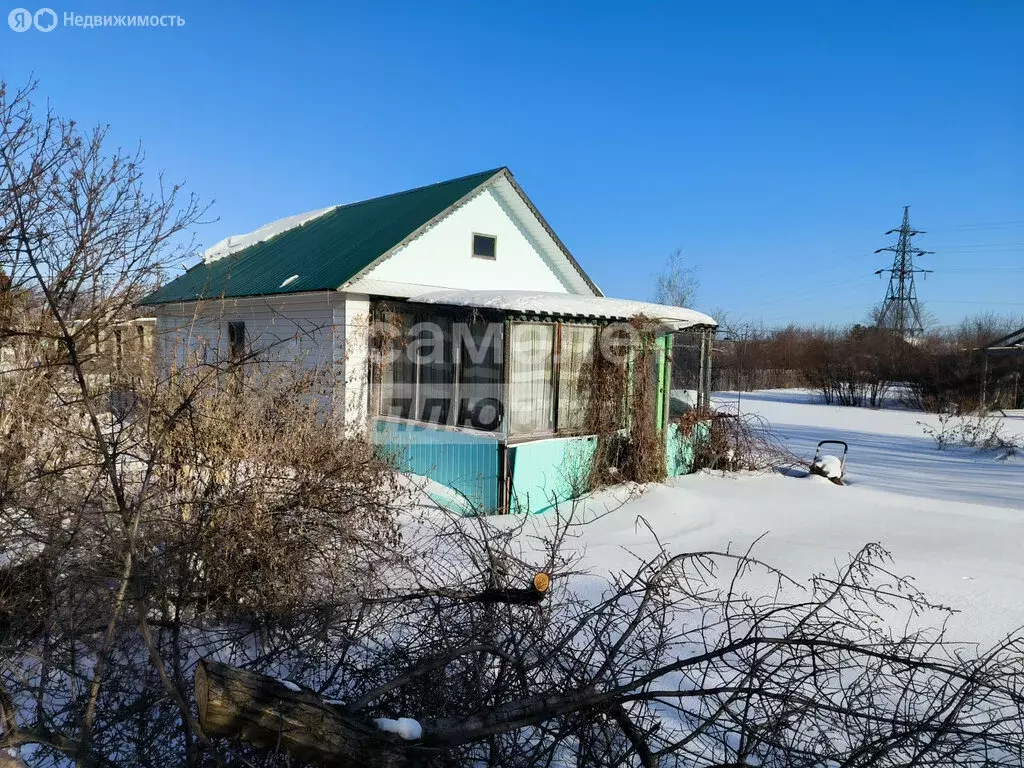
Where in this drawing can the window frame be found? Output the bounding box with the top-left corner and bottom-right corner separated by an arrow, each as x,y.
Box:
471,232 -> 497,260
456,318 -> 505,431
670,327 -> 710,412
506,319 -> 606,441
372,304 -> 505,434
413,315 -> 457,426
555,323 -> 599,435
506,320 -> 558,439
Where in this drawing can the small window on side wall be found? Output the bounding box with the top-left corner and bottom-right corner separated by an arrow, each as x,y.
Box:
472,233 -> 497,260
228,321 -> 246,362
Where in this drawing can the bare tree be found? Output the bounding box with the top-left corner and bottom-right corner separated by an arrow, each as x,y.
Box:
0,81 -> 404,767
653,248 -> 698,309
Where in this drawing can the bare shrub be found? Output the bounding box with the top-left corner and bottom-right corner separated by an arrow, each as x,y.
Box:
682,406 -> 801,473
583,327 -> 629,489
901,316 -> 1022,413
177,526 -> 1024,768
622,319 -> 667,484
709,314 -> 1023,414
797,325 -> 897,407
712,322 -> 807,392
919,412 -> 1019,457
0,81 -> 405,767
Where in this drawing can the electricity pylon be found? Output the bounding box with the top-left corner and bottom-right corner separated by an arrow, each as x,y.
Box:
874,206 -> 933,338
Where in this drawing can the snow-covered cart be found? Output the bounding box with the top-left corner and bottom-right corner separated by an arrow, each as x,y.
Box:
810,440 -> 848,485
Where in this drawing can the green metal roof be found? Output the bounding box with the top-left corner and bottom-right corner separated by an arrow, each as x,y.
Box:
141,168 -> 504,305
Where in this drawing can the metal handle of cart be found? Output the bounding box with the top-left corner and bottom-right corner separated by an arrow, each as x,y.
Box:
813,440 -> 848,476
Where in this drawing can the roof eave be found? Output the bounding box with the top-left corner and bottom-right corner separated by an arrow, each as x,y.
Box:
139,287 -> 340,308
405,299 -> 716,331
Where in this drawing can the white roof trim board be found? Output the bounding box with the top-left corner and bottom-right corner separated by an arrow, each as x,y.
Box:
406,289 -> 717,330
488,173 -> 600,296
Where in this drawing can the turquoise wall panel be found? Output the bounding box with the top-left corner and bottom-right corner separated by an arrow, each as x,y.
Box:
375,420 -> 708,517
666,421 -> 709,477
373,420 -> 500,514
508,436 -> 598,515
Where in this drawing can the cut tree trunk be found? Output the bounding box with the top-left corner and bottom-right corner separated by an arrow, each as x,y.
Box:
194,660 -> 415,768
195,658 -> 626,764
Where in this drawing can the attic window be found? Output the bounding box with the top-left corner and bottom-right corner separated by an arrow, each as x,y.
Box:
472,234 -> 497,260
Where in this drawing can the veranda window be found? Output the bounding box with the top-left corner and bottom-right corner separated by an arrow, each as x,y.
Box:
376,308 -> 702,437
507,322 -> 602,437
377,308 -> 504,432
671,329 -> 708,412
457,320 -> 503,431
415,317 -> 455,425
380,312 -> 416,420
508,323 -> 555,435
556,325 -> 597,432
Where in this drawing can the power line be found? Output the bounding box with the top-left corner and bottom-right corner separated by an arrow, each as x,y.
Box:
932,244 -> 1024,253
930,220 -> 1024,232
934,268 -> 1024,274
928,299 -> 1024,307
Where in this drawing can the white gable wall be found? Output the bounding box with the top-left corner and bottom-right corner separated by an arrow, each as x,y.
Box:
362,186 -> 577,294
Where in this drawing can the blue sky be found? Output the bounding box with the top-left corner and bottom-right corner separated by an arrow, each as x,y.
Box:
2,0 -> 1021,327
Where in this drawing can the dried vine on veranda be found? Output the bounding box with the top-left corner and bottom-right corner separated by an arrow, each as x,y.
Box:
583,316 -> 667,490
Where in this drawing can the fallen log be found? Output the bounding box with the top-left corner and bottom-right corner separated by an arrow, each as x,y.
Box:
195,660 -> 417,768
196,659 -> 616,763
194,575 -> 552,764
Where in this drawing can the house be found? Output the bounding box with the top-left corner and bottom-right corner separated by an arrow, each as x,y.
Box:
0,270 -> 153,386
981,326 -> 1024,412
141,168 -> 717,514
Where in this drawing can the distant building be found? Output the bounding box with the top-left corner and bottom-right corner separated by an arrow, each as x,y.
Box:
981,327 -> 1024,411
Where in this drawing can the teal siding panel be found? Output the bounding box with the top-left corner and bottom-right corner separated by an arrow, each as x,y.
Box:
375,420 -> 707,517
508,436 -> 597,515
666,421 -> 709,476
373,420 -> 500,514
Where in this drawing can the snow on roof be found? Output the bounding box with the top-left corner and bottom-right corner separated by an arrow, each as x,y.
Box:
406,289 -> 717,330
202,206 -> 336,264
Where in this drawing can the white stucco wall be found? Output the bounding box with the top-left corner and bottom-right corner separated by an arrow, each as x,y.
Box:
365,186 -> 576,293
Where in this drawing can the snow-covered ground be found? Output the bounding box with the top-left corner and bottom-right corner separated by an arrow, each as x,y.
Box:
518,390 -> 1024,647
